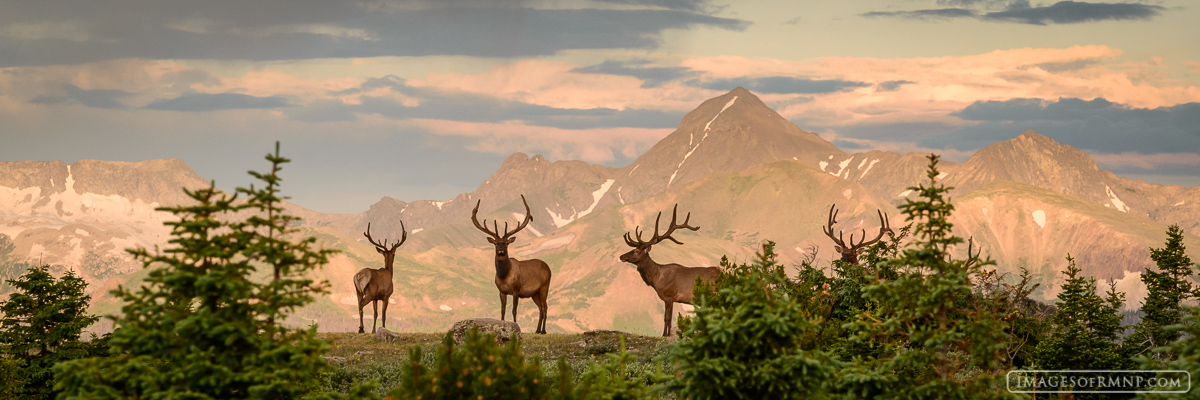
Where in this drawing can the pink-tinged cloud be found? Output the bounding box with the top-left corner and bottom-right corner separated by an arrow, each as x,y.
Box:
409,59 -> 718,112
1089,151 -> 1200,169
683,45 -> 1200,127
406,118 -> 672,163
1185,60 -> 1200,74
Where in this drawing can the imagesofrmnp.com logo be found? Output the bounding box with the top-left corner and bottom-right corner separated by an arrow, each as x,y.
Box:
1007,370 -> 1191,394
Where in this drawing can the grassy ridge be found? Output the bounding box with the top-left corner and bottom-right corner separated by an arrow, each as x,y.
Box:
315,331 -> 672,397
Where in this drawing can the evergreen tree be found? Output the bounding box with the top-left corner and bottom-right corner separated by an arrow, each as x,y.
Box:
1127,225 -> 1195,363
1138,305 -> 1200,399
1032,255 -> 1132,372
843,154 -> 1011,399
0,265 -> 98,399
54,143 -> 375,399
668,242 -> 832,399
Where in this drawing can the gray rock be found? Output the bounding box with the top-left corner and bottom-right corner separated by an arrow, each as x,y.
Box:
375,327 -> 401,342
449,318 -> 522,345
322,355 -> 346,364
354,350 -> 374,356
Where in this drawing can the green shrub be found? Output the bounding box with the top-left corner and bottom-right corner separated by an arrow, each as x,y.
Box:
668,241 -> 832,400
389,330 -> 549,400
0,265 -> 98,399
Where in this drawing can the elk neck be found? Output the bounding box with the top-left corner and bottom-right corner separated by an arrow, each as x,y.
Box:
494,255 -> 513,280
633,256 -> 663,287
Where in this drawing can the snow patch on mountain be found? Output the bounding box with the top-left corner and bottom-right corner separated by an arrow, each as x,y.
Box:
861,159 -> 880,179
898,189 -> 913,198
1174,201 -> 1185,206
669,96 -> 738,187
433,200 -> 447,210
1032,210 -> 1046,229
411,228 -> 424,234
819,161 -> 829,171
1104,184 -> 1129,212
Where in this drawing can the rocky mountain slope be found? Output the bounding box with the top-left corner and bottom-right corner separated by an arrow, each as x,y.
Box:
1,87 -> 1197,334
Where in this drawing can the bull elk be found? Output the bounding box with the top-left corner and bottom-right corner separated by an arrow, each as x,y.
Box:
471,195 -> 552,334
823,204 -> 892,264
620,205 -> 720,337
354,222 -> 406,334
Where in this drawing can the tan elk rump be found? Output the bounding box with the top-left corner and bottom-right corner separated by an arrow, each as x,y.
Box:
354,222 -> 406,334
620,205 -> 720,337
471,195 -> 552,334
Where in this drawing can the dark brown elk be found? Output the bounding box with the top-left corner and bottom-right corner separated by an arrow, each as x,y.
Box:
471,195 -> 552,334
620,205 -> 720,337
822,204 -> 892,264
354,222 -> 406,334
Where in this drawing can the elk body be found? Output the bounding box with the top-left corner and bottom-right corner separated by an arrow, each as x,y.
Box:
823,204 -> 892,264
354,222 -> 406,334
471,195 -> 552,334
620,205 -> 720,337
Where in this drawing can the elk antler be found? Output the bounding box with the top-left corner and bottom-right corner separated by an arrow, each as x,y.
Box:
963,236 -> 982,269
364,221 -> 406,252
823,204 -> 891,256
471,195 -> 534,241
624,204 -> 699,248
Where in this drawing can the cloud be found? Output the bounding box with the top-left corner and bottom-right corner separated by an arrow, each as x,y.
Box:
409,119 -> 671,164
877,80 -> 914,91
570,59 -> 694,88
862,1 -> 1166,25
983,1 -> 1165,25
295,77 -> 686,129
29,84 -> 132,109
144,93 -> 291,112
593,0 -> 726,14
923,97 -> 1200,155
693,76 -> 869,94
862,8 -> 977,20
0,3 -> 749,67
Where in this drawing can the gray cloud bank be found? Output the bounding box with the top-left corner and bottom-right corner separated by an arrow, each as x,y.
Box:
863,1 -> 1166,25
0,2 -> 749,67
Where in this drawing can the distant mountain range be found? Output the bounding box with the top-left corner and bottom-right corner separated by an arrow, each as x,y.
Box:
2,87 -> 1197,335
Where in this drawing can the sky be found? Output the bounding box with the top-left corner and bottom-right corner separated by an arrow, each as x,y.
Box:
1,0 -> 1198,214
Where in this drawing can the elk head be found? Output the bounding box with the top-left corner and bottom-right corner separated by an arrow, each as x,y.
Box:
364,221 -> 406,268
621,204 -> 699,264
823,204 -> 892,264
471,195 -> 533,266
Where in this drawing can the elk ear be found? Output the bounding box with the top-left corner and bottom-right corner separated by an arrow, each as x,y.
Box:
376,247 -> 384,254
506,237 -> 516,244
487,237 -> 497,244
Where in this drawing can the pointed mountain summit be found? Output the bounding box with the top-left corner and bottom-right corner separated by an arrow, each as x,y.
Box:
944,130 -> 1111,203
614,87 -> 844,204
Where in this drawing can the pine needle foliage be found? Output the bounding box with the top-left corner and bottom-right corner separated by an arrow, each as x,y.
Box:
844,154 -> 1012,399
1032,255 -> 1132,372
669,241 -> 833,400
390,330 -> 549,400
1127,225 -> 1196,364
0,265 -> 98,399
53,143 -> 374,399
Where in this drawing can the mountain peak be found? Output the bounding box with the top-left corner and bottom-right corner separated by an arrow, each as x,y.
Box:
615,87 -> 843,203
945,129 -> 1106,200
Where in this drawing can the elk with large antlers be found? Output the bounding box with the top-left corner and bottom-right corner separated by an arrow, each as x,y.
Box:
354,222 -> 407,334
471,195 -> 552,334
620,205 -> 720,337
823,204 -> 892,264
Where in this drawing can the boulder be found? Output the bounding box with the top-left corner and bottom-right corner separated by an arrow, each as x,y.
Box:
449,318 -> 522,345
375,327 -> 401,342
322,355 -> 346,364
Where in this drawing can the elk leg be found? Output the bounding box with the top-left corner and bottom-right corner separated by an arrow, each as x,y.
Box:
371,300 -> 379,334
499,293 -> 508,321
535,290 -> 548,334
358,304 -> 365,334
512,297 -> 519,323
663,301 -> 674,337
381,298 -> 389,330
